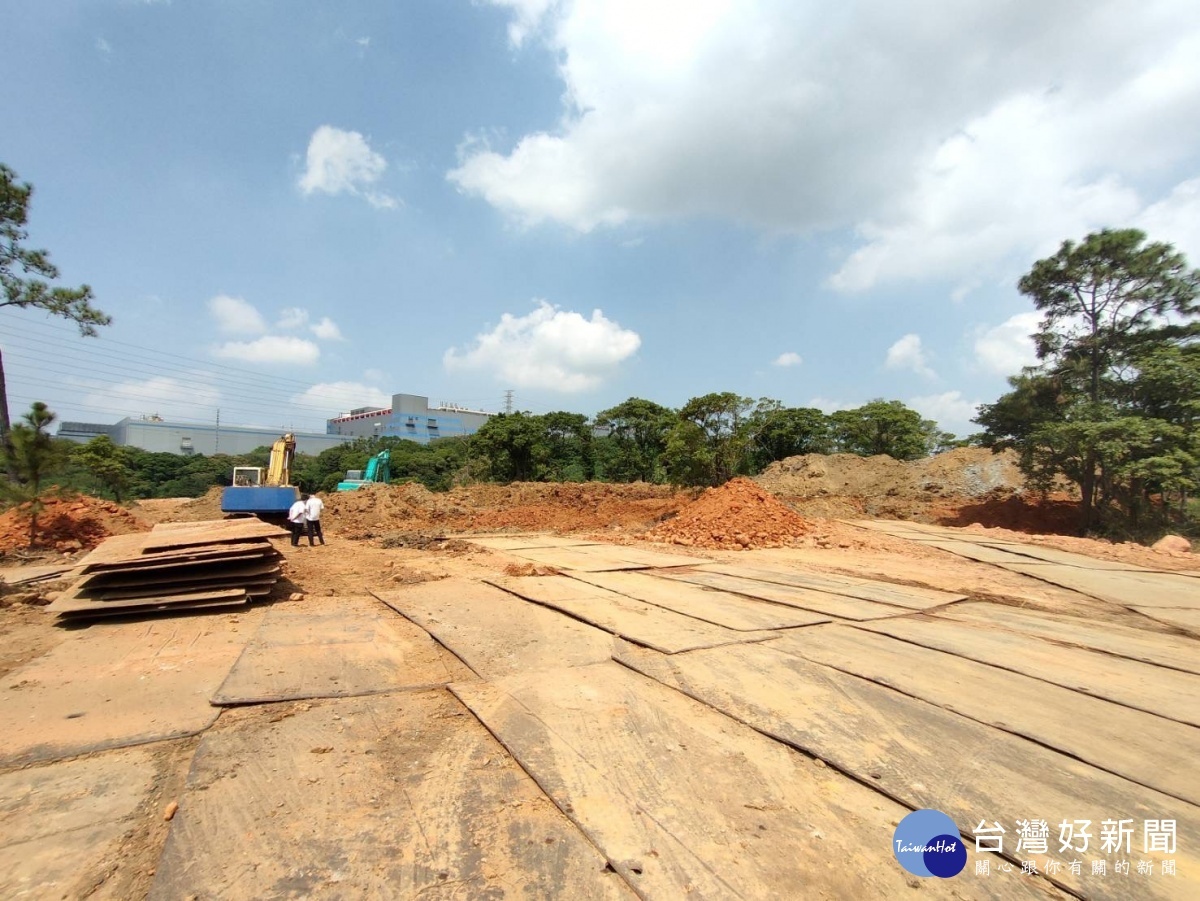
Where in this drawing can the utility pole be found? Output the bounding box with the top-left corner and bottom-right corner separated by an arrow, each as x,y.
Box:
504,390 -> 514,415
215,408 -> 220,455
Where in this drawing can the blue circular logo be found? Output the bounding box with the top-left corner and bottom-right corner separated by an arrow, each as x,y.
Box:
893,809 -> 967,878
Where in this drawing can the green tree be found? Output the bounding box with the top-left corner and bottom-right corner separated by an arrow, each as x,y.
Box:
975,372 -> 1067,452
71,435 -> 135,501
541,411 -> 593,482
668,392 -> 756,485
1,402 -> 64,546
468,413 -> 548,482
662,419 -> 714,487
745,405 -> 832,471
998,229 -> 1200,533
1,165 -> 111,471
830,400 -> 938,461
594,397 -> 675,482
402,436 -> 471,491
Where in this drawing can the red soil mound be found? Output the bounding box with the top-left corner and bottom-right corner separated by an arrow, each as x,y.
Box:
646,477 -> 810,550
0,495 -> 150,552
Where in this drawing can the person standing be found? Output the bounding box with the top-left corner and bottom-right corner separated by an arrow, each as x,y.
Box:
305,492 -> 326,546
288,495 -> 308,547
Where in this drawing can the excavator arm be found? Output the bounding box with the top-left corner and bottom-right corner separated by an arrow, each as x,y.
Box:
265,433 -> 297,487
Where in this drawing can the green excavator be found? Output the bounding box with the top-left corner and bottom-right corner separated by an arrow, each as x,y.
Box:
337,449 -> 391,491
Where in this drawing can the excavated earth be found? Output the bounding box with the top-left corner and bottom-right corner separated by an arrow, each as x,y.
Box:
645,477 -> 810,549
0,496 -> 149,554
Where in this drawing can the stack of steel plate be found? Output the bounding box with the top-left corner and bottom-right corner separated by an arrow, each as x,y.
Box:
48,519 -> 288,621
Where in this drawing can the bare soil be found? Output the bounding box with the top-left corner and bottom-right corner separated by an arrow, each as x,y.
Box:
0,495 -> 149,554
1,454 -> 1198,898
645,477 -> 810,549
2,450 -> 1196,681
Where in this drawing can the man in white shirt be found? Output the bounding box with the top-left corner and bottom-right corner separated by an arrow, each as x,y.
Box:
288,495 -> 308,547
305,493 -> 326,546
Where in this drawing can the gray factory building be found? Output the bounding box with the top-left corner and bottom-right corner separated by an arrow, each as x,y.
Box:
57,417 -> 351,456
327,393 -> 493,443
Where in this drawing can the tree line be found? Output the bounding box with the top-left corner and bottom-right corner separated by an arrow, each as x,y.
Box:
19,394 -> 951,506
2,161 -> 1197,541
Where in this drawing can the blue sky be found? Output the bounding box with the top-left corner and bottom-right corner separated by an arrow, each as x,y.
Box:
3,0 -> 1199,439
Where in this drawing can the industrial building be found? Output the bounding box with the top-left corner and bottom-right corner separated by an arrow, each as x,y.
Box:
56,392 -> 494,456
57,417 -> 352,456
326,393 -> 493,444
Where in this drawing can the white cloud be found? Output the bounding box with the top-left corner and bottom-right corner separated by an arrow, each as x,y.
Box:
293,381 -> 390,415
826,90 -> 1145,294
276,307 -> 309,330
885,334 -> 935,379
488,0 -> 558,47
84,375 -> 220,421
444,300 -> 641,392
95,37 -> 112,55
908,390 -> 982,436
773,352 -> 803,368
208,294 -> 267,336
974,312 -> 1041,376
1138,177 -> 1200,265
310,317 -> 344,341
298,125 -> 397,208
214,336 -> 320,365
457,1 -> 1200,288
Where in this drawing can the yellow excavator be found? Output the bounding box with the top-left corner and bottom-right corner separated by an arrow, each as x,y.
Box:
221,433 -> 300,518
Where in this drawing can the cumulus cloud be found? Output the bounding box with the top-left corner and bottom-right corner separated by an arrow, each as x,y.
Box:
885,334 -> 935,379
773,352 -> 803,368
1138,177 -> 1200,265
298,125 -> 397,209
84,375 -> 220,421
310,317 -> 344,341
444,300 -> 641,392
293,381 -> 391,415
974,312 -> 1041,376
214,336 -> 320,365
208,294 -> 268,335
458,1 -> 1200,288
276,307 -> 309,330
908,390 -> 982,437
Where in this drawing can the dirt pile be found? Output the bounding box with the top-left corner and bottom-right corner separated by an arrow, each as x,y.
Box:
645,477 -> 810,549
757,447 -> 1024,502
755,447 -> 1081,533
325,481 -> 690,537
0,496 -> 150,553
174,487 -> 228,521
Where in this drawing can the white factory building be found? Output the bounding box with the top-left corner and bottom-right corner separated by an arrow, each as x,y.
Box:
57,417 -> 351,456
56,393 -> 493,455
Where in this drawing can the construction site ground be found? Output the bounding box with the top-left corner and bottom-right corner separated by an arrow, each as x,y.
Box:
1,454 -> 1198,900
